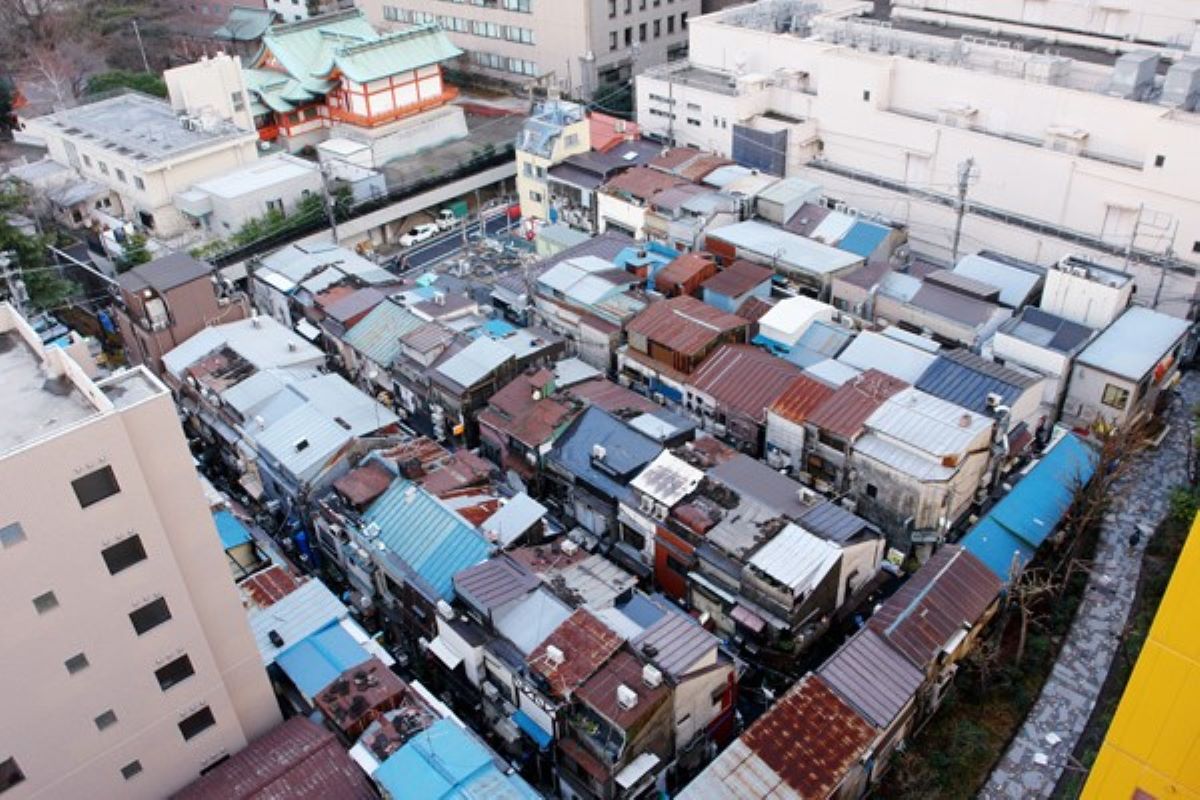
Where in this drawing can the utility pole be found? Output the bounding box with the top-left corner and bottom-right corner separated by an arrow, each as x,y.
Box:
950,157 -> 974,263
132,20 -> 151,74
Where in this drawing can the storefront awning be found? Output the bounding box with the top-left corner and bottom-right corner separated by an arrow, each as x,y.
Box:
511,709 -> 553,750
427,635 -> 463,671
731,603 -> 767,635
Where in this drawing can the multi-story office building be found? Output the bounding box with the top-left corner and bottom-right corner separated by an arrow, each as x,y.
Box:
264,0 -> 354,24
635,0 -> 1200,318
0,304 -> 280,799
359,0 -> 700,98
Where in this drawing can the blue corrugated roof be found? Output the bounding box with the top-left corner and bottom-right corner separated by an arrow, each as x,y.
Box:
364,481 -> 493,601
961,434 -> 1096,580
837,220 -> 890,257
213,510 -> 252,550
373,719 -> 540,799
547,407 -> 662,506
275,622 -> 371,699
915,350 -> 1036,416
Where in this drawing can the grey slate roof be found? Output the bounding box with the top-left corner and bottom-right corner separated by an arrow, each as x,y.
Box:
998,307 -> 1094,355
117,252 -> 213,294
798,500 -> 878,544
818,628 -> 924,728
453,557 -> 539,616
915,349 -> 1038,416
632,611 -> 718,679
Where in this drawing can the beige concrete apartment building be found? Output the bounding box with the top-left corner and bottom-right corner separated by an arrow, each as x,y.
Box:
635,1 -> 1200,318
360,0 -> 700,98
0,303 -> 280,800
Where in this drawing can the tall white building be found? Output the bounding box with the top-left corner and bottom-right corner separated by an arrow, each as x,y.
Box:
636,0 -> 1200,317
359,0 -> 700,98
0,304 -> 280,799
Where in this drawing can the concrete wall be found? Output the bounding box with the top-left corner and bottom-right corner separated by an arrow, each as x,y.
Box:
164,54 -> 256,132
765,410 -> 807,470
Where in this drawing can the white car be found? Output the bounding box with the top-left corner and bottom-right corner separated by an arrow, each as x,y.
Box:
400,223 -> 440,247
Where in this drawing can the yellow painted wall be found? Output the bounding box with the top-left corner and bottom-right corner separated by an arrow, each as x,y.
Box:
1082,514 -> 1200,800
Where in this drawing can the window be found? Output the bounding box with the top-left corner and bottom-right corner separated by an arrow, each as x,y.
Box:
608,0 -> 615,15
681,11 -> 688,27
102,535 -> 147,575
82,154 -> 92,168
1154,154 -> 1165,167
1192,240 -> 1200,253
155,654 -> 196,691
120,761 -> 142,781
134,176 -> 146,191
0,523 -> 25,549
609,31 -> 617,50
666,15 -> 674,33
653,18 -> 660,36
0,758 -> 25,794
72,466 -> 120,508
866,483 -> 878,498
178,706 -> 216,741
639,22 -> 646,41
98,161 -> 109,176
1101,383 -> 1130,410
624,26 -> 632,46
94,710 -> 118,731
115,168 -> 126,183
862,89 -> 871,101
33,591 -> 58,614
65,652 -> 90,675
624,0 -> 631,11
129,597 -> 172,635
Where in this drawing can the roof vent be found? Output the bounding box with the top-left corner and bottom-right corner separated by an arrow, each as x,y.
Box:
294,438 -> 309,452
617,684 -> 639,710
561,539 -> 579,556
268,629 -> 285,648
545,645 -> 565,666
985,392 -> 1003,408
591,444 -> 607,461
642,664 -> 663,688
958,413 -> 973,428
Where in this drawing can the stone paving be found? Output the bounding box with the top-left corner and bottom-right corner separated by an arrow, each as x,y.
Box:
980,375 -> 1198,800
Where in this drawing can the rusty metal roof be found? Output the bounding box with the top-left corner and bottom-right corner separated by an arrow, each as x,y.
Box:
527,608 -> 624,699
576,649 -> 671,731
627,296 -> 747,358
768,374 -> 836,424
818,628 -> 924,728
805,369 -> 907,440
238,564 -> 300,609
653,252 -> 717,291
868,544 -> 1002,670
564,378 -> 659,416
681,675 -> 874,799
687,345 -> 802,425
650,146 -> 703,171
602,166 -> 688,202
333,458 -> 394,508
736,295 -> 775,323
701,260 -> 774,299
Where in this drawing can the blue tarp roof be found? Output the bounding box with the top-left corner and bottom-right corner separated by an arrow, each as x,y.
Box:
512,709 -> 553,749
961,434 -> 1097,580
373,719 -> 540,799
213,510 -> 252,551
275,622 -> 371,699
837,220 -> 891,257
364,481 -> 493,601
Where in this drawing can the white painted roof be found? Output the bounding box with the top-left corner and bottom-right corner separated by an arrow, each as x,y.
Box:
436,336 -> 514,389
709,220 -> 862,276
748,523 -> 841,593
804,358 -> 861,387
757,295 -> 835,345
162,316 -> 324,378
864,386 -> 993,456
631,451 -> 705,507
837,331 -> 938,383
481,492 -> 548,548
188,153 -> 318,199
1076,306 -> 1190,381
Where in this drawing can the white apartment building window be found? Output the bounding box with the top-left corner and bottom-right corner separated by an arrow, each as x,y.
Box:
666,15 -> 674,33
64,652 -> 89,674
134,176 -> 146,191
120,761 -> 142,781
0,522 -> 25,548
72,466 -> 120,508
681,11 -> 687,28
101,535 -> 147,575
502,0 -> 530,11
0,758 -> 25,793
98,161 -> 110,176
32,591 -> 59,614
116,168 -> 127,183
129,597 -> 172,635
178,706 -> 216,741
155,654 -> 196,691
608,0 -> 616,16
529,190 -> 543,202
609,31 -> 617,50
94,710 -> 118,731
82,154 -> 93,168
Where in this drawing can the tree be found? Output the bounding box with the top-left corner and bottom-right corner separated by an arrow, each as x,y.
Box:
27,43 -> 89,108
116,233 -> 151,273
84,70 -> 167,99
0,78 -> 14,134
0,189 -> 78,310
1008,567 -> 1060,664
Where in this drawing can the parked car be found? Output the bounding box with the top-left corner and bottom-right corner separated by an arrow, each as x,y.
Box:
400,223 -> 440,247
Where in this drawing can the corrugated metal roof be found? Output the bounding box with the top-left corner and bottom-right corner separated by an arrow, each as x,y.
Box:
603,165 -> 687,201
163,316 -> 324,378
782,320 -> 854,368
748,523 -> 842,592
804,358 -> 861,387
757,296 -> 835,346
631,451 -> 705,507
527,608 -> 625,699
807,369 -> 907,440
708,221 -> 863,277
768,374 -> 836,424
116,252 -> 212,294
687,344 -> 802,424
275,622 -> 371,700
494,587 -> 573,656
481,492 -> 548,547
453,556 -> 539,615
1075,306 -> 1190,381
435,335 -> 514,389
997,307 -> 1093,354
653,252 -> 716,290
818,628 -> 924,729
952,252 -> 1044,308
213,510 -> 252,550
364,480 -> 493,602
680,675 -> 874,800
808,211 -> 857,246
961,433 -> 1096,580
837,220 -> 891,257
631,610 -> 718,679
576,649 -> 671,730
868,544 -> 1001,670
854,434 -> 956,482
837,331 -> 938,383
916,349 -> 1038,416
553,553 -> 639,609
626,295 -> 746,357
864,387 -> 993,455
547,406 -> 662,506
709,453 -> 813,520
701,259 -> 774,299
247,578 -> 348,665
342,300 -> 424,366
798,500 -> 876,544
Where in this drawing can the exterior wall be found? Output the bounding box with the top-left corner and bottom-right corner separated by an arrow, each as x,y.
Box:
764,410 -> 807,470
516,115 -> 589,221
195,163 -> 323,236
672,661 -> 732,753
1040,267 -> 1132,329
164,54 -> 256,131
0,366 -> 278,798
990,333 -> 1074,415
839,536 -> 884,600
116,280 -> 248,377
596,192 -> 648,238
1062,364 -> 1144,429
636,12 -> 1200,316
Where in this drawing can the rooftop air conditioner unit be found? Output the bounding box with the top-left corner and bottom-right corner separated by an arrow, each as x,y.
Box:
642,664 -> 663,689
437,600 -> 454,620
545,645 -> 565,667
361,522 -> 381,539
985,392 -> 1003,408
639,494 -> 655,514
561,539 -> 579,556
592,444 -> 607,461
797,486 -> 819,505
617,684 -> 639,710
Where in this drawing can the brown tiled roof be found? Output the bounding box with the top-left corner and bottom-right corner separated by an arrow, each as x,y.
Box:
740,675 -> 875,799
333,459 -> 394,507
575,649 -> 670,730
653,252 -> 716,291
687,345 -> 801,424
602,166 -> 687,202
701,260 -> 774,298
769,374 -> 837,424
527,608 -> 624,699
868,544 -> 1001,670
626,296 -> 747,358
806,369 -> 907,440
171,717 -> 375,800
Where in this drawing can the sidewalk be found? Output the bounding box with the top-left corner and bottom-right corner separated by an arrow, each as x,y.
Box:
979,375 -> 1198,799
